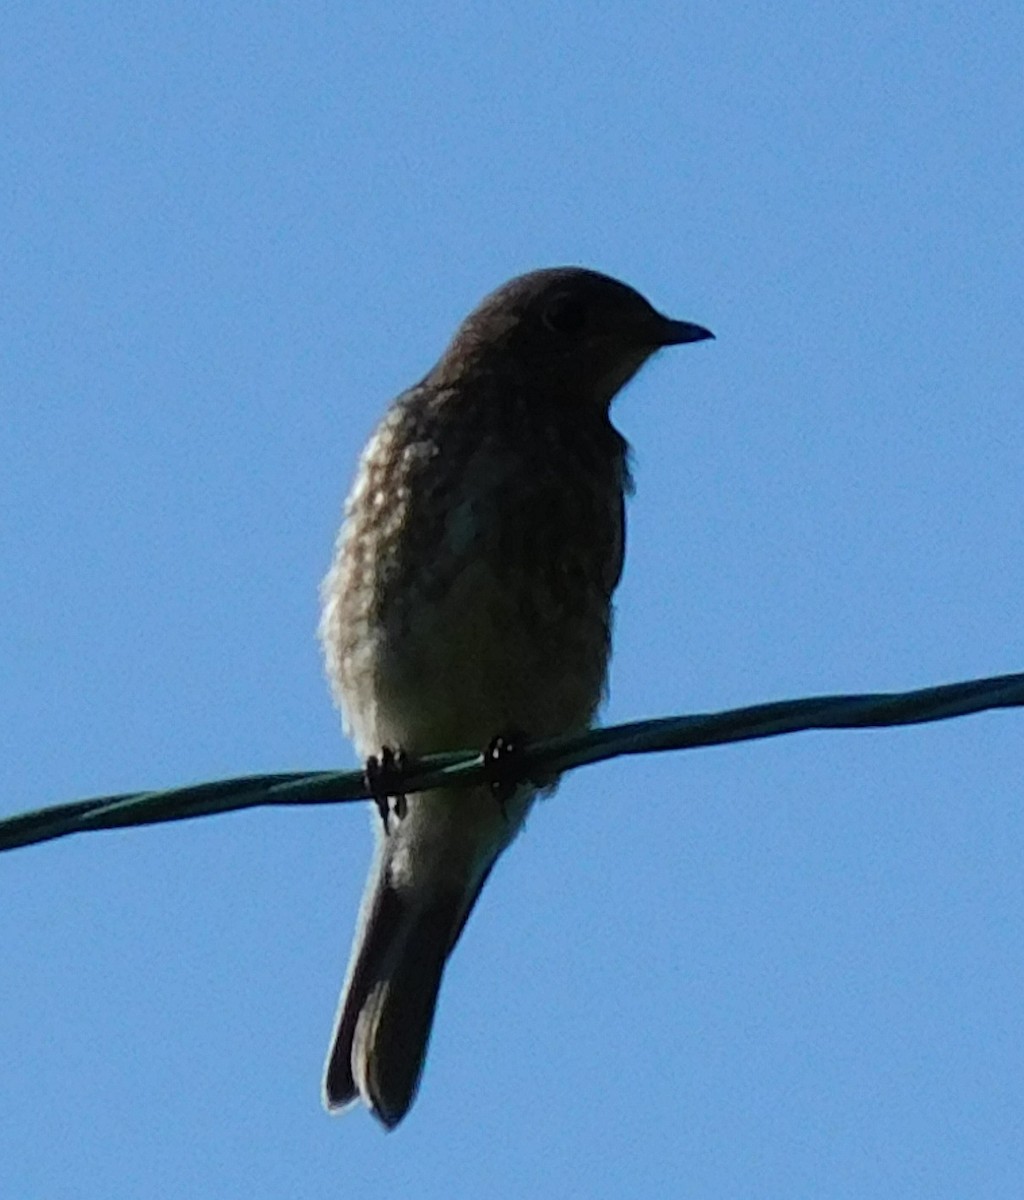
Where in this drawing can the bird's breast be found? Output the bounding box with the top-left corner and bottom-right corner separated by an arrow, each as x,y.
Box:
322,399 -> 627,758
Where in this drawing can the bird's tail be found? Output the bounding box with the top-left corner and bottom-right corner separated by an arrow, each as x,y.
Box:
322,851 -> 486,1128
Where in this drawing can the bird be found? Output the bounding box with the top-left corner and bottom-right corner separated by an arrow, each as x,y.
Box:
319,266 -> 713,1128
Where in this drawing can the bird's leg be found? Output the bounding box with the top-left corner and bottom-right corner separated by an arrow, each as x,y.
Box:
364,746 -> 408,834
483,730 -> 527,822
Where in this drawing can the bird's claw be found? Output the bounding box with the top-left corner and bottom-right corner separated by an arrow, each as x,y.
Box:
364,746 -> 408,834
483,731 -> 527,822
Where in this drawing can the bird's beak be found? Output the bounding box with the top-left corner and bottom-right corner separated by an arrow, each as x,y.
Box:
657,316 -> 715,345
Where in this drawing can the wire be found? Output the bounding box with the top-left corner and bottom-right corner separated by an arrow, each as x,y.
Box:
2,669 -> 1021,855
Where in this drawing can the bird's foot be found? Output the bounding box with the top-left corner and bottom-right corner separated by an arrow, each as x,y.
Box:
364,746 -> 409,834
483,730 -> 527,822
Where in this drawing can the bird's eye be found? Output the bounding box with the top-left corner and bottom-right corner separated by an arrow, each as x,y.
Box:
541,294 -> 588,336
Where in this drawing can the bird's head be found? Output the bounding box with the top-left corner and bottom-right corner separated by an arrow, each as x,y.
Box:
432,267 -> 713,409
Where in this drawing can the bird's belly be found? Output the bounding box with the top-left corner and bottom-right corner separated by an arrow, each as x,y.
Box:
340,555 -> 609,759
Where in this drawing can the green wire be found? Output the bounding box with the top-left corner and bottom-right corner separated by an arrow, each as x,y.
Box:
3,670 -> 1021,854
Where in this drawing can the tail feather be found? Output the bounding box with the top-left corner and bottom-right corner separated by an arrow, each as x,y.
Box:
352,894 -> 459,1127
322,877 -> 405,1113
323,874 -> 473,1128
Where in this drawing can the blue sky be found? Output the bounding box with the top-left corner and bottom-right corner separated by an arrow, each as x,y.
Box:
3,3 -> 1023,1196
